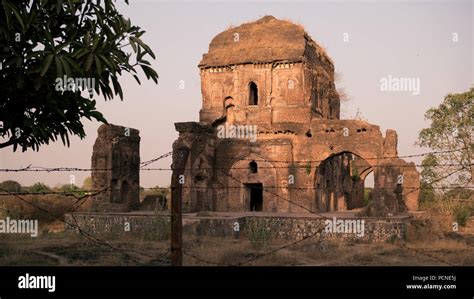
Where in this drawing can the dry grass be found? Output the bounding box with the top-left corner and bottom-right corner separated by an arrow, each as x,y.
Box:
1,194 -> 75,223
180,212 -> 474,266
0,229 -> 170,266
0,208 -> 473,266
1,230 -> 474,266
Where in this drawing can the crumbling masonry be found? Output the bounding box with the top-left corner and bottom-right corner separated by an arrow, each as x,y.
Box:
90,124 -> 140,212
172,16 -> 420,216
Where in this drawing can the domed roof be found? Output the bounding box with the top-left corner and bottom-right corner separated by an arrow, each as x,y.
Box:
199,16 -> 330,68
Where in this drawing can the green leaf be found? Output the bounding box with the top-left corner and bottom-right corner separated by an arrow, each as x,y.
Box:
89,111 -> 107,123
132,74 -> 141,85
141,65 -> 158,84
92,34 -> 99,51
55,56 -> 63,78
98,54 -> 114,70
85,53 -> 94,71
74,48 -> 89,59
6,2 -> 25,31
60,57 -> 72,77
40,54 -> 54,77
133,36 -> 155,59
111,76 -> 123,100
94,55 -> 102,74
129,37 -> 137,53
63,56 -> 82,73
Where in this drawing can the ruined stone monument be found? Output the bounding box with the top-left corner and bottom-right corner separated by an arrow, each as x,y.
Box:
171,16 -> 420,216
90,123 -> 140,212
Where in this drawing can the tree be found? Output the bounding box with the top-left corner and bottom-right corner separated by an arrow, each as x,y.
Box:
0,0 -> 158,151
417,87 -> 473,187
0,180 -> 22,192
29,182 -> 51,193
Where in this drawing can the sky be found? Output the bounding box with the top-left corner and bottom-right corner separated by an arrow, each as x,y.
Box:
0,0 -> 472,188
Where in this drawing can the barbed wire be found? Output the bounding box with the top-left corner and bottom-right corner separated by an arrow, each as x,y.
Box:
0,152 -> 176,262
0,187 -> 170,264
1,147 -> 470,267
0,163 -> 470,172
0,147 -> 470,173
143,162 -> 471,171
1,184 -> 472,198
182,164 -> 470,267
222,147 -> 471,163
140,151 -> 173,168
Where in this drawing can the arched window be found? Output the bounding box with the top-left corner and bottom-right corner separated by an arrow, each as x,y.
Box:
249,161 -> 258,173
224,97 -> 236,124
248,82 -> 258,105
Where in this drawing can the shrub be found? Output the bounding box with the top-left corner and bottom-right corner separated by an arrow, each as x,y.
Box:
1,194 -> 75,223
29,182 -> 51,193
0,180 -> 22,193
419,182 -> 438,209
453,204 -> 471,227
245,218 -> 272,249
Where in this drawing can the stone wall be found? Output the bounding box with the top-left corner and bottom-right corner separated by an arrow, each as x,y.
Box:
173,119 -> 419,215
65,212 -> 411,243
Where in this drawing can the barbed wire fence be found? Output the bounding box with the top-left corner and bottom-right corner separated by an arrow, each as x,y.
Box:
0,147 -> 472,266
0,188 -> 170,265
0,152 -> 175,265
182,160 -> 470,266
1,147 -> 471,172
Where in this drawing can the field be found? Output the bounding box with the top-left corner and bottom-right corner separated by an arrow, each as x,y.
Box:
0,215 -> 473,266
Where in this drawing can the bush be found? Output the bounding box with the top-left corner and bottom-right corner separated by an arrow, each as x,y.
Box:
28,182 -> 51,193
1,195 -> 75,223
419,184 -> 438,209
0,180 -> 22,193
453,204 -> 471,227
245,218 -> 272,249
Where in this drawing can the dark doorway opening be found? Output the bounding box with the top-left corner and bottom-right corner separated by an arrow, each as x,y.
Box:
246,183 -> 263,211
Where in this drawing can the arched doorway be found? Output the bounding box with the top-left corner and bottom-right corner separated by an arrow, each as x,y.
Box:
315,152 -> 373,212
361,171 -> 374,208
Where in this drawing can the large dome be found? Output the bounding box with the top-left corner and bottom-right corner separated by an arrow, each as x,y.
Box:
198,15 -> 331,68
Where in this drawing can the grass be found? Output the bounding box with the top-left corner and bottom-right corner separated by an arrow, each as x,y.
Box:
453,204 -> 471,226
0,201 -> 473,266
1,226 -> 473,266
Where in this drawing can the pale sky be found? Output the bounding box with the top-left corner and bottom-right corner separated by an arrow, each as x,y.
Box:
0,0 -> 472,188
